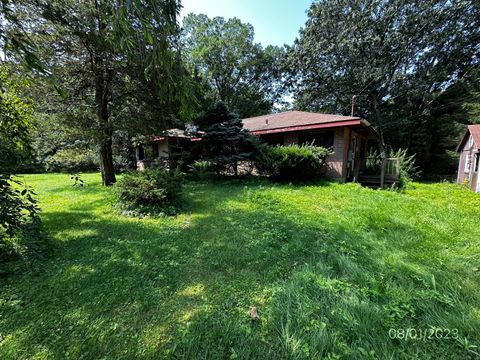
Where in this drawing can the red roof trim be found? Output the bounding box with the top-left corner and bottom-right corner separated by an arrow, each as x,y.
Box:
250,120 -> 362,135
153,136 -> 202,142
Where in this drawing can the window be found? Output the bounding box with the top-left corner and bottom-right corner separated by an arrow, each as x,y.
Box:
475,153 -> 480,172
465,153 -> 471,173
262,134 -> 284,146
299,131 -> 334,149
468,135 -> 474,148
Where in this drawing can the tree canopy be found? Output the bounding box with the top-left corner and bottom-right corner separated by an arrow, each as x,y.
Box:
288,0 -> 480,171
182,13 -> 285,118
10,0 -> 194,185
1,0 -> 480,179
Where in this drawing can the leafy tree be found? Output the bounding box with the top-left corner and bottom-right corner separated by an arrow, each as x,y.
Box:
0,0 -> 43,71
16,0 -> 190,185
182,13 -> 285,118
289,0 -> 480,171
0,66 -> 43,264
195,102 -> 256,175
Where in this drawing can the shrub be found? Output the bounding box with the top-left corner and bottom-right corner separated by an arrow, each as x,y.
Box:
363,149 -> 382,175
1,67 -> 47,269
255,144 -> 332,181
0,175 -> 47,268
45,148 -> 98,173
114,168 -> 183,215
389,148 -> 419,189
187,160 -> 216,179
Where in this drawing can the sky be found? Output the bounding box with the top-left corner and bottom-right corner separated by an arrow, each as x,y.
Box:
180,0 -> 314,47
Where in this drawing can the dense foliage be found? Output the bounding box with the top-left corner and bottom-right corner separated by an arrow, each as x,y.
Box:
256,144 -> 332,180
10,0 -> 193,186
289,0 -> 480,174
45,148 -> 98,173
0,67 -> 45,265
114,168 -> 183,215
0,0 -> 43,71
195,102 -> 256,175
3,1 -> 478,179
0,177 -> 43,265
182,14 -> 286,118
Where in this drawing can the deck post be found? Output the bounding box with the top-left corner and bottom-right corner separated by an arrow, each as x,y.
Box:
380,158 -> 386,189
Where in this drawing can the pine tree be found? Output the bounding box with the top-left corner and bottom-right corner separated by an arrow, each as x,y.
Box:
196,102 -> 255,175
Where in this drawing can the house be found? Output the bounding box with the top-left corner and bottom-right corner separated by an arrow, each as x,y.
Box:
136,128 -> 202,170
242,111 -> 380,182
137,110 -> 395,184
456,124 -> 480,192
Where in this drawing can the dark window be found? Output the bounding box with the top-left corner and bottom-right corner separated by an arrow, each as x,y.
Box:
475,153 -> 480,172
298,133 -> 305,145
262,134 -> 284,146
136,146 -> 145,161
299,131 -> 334,149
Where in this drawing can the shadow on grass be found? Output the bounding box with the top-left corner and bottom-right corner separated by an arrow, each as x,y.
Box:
0,180 -> 478,359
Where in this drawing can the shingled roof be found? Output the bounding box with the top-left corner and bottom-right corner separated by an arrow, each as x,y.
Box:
242,111 -> 364,134
457,124 -> 480,151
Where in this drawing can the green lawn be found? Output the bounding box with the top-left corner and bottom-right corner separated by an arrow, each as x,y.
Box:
1,173 -> 480,359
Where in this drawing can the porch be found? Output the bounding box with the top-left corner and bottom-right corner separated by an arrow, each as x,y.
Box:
358,157 -> 400,188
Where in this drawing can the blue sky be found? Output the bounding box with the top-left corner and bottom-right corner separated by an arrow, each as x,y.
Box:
180,0 -> 314,47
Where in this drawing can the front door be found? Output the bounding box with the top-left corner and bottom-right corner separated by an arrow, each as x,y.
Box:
347,136 -> 358,181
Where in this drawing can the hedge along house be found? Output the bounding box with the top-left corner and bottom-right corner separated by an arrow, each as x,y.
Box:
242,111 -> 381,182
456,124 -> 480,192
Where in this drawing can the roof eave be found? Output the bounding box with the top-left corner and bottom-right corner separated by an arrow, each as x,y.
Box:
456,129 -> 470,152
249,119 -> 371,136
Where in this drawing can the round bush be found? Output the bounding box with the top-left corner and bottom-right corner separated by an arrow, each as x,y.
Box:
114,168 -> 183,215
255,144 -> 332,181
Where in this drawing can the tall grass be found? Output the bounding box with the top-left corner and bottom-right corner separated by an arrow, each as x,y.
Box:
0,174 -> 478,359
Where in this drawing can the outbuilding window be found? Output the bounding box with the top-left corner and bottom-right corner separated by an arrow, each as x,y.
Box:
468,135 -> 474,148
465,153 -> 471,173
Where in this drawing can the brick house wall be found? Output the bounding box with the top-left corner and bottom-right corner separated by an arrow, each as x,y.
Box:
283,132 -> 299,146
281,128 -> 350,181
258,125 -> 373,182
324,128 -> 348,181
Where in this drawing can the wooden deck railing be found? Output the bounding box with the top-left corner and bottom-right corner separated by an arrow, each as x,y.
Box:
380,157 -> 400,188
359,157 -> 400,188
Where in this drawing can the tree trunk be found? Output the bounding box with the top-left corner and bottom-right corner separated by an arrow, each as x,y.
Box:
99,127 -> 116,186
95,67 -> 116,186
371,95 -> 387,157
